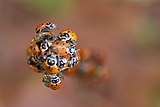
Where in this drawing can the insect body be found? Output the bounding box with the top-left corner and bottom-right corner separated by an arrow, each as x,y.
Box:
67,45 -> 77,57
58,29 -> 77,44
42,53 -> 59,74
36,22 -> 56,35
40,40 -> 52,56
27,56 -> 44,73
51,40 -> 70,57
58,56 -> 69,71
42,74 -> 62,90
68,51 -> 80,68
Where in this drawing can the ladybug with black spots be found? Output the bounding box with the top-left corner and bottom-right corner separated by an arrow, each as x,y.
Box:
42,74 -> 63,90
58,29 -> 77,45
42,53 -> 59,74
51,39 -> 70,57
36,22 -> 56,35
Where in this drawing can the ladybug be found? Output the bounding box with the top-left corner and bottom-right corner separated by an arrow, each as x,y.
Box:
30,43 -> 40,56
68,56 -> 80,68
58,29 -> 77,44
28,63 -> 45,73
68,50 -> 80,68
29,37 -> 42,56
40,40 -> 52,56
67,45 -> 77,57
58,56 -> 69,71
51,40 -> 70,57
27,56 -> 44,73
30,38 -> 52,57
42,53 -> 59,74
38,32 -> 56,42
26,45 -> 41,64
42,74 -> 62,90
63,50 -> 80,75
27,42 -> 44,73
36,22 -> 56,35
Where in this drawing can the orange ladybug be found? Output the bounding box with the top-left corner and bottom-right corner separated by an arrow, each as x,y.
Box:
58,29 -> 77,44
27,44 -> 44,73
39,32 -> 56,42
51,40 -> 70,57
29,37 -> 41,56
58,56 -> 69,71
42,74 -> 62,90
27,56 -> 44,73
36,22 -> 56,35
67,45 -> 78,57
68,51 -> 81,68
40,40 -> 51,56
42,53 -> 59,74
28,63 -> 44,73
30,43 -> 40,56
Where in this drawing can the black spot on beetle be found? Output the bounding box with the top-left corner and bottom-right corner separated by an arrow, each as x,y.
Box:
36,30 -> 40,34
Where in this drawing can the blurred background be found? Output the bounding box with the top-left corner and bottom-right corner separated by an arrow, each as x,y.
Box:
0,0 -> 160,107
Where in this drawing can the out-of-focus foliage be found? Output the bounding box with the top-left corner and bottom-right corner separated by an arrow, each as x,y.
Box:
101,0 -> 154,4
150,88 -> 160,107
132,19 -> 159,49
12,0 -> 73,15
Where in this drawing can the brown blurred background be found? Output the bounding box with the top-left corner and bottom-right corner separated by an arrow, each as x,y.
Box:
0,0 -> 160,107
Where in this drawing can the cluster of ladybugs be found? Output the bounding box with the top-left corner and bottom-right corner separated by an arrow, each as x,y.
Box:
26,22 -> 80,90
